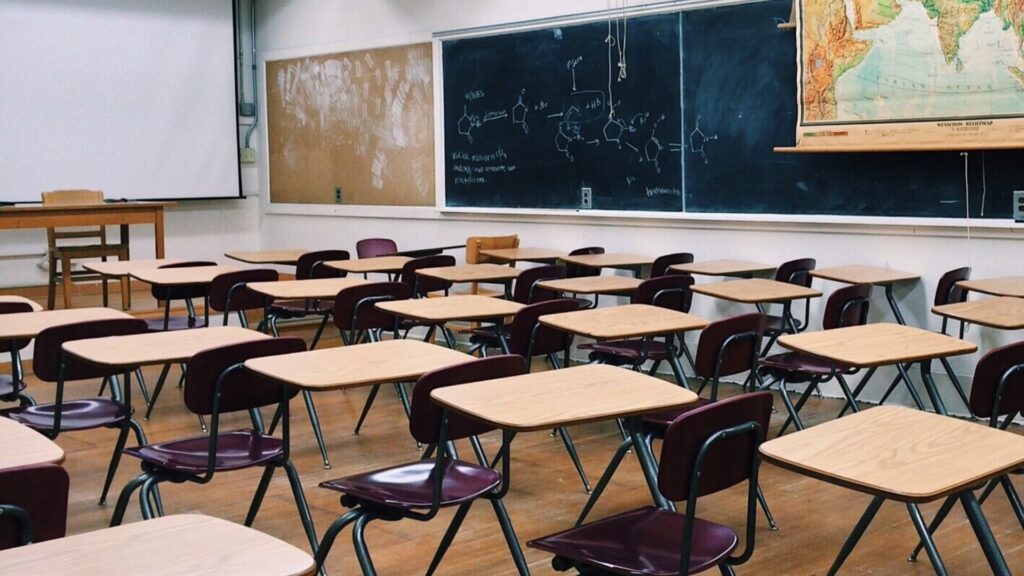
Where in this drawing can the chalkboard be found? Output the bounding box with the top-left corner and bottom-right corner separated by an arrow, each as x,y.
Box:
442,14 -> 683,211
442,0 -> 1024,218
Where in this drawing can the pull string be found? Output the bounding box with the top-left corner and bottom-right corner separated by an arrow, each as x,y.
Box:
962,151 -> 972,269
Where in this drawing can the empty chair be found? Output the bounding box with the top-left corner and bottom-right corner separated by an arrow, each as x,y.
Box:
208,268 -> 279,329
758,284 -> 871,433
760,258 -> 816,353
467,264 -> 566,354
0,464 -> 70,549
109,338 -> 319,560
0,302 -> 35,406
564,246 -> 605,309
461,234 -> 520,297
529,391 -> 773,576
399,254 -> 456,298
41,189 -> 129,310
580,274 -> 697,386
314,355 -> 529,575
265,249 -> 350,345
148,261 -> 218,331
929,266 -> 973,415
651,252 -> 695,278
356,238 -> 398,259
579,313 -> 777,532
908,340 -> 1024,562
332,282 -> 414,435
4,318 -> 150,504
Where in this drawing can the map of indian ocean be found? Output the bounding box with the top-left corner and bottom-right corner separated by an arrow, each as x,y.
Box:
801,0 -> 1024,123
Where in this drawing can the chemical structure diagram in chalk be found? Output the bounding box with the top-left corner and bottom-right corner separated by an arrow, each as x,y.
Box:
687,115 -> 718,164
457,105 -> 508,144
458,90 -> 548,143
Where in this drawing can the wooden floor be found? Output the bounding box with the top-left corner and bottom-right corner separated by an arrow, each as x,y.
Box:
6,288 -> 1024,574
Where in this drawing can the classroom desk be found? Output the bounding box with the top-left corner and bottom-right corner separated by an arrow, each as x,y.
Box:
225,249 -> 306,265
62,326 -> 270,419
479,247 -> 566,264
669,259 -> 775,278
559,253 -> 652,277
778,323 -> 977,416
376,295 -> 524,351
417,264 -> 521,293
0,307 -> 133,341
0,513 -> 315,575
0,418 -> 64,470
535,275 -> 642,296
82,259 -> 182,309
932,297 -> 1024,331
244,338 -> 473,391
539,303 -> 708,385
690,278 -> 822,332
0,201 -> 171,259
0,295 -> 42,312
957,276 -> 1024,299
129,265 -> 239,287
811,265 -> 919,325
324,255 -> 411,275
393,244 -> 465,258
430,363 -> 699,524
760,406 -> 1024,575
247,277 -> 367,301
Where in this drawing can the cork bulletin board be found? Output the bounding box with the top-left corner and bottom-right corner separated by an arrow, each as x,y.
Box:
266,43 -> 435,206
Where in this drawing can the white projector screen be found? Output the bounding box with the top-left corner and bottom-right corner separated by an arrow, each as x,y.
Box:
0,0 -> 241,203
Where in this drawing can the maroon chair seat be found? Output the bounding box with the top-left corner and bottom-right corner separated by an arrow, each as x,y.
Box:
759,352 -> 857,379
530,506 -> 736,576
4,398 -> 130,431
581,339 -> 673,361
124,430 -> 284,474
321,459 -> 500,510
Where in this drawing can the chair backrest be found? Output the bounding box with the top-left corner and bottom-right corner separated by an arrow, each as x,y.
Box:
41,190 -> 107,245
400,255 -> 456,296
409,355 -> 527,444
33,318 -> 149,382
356,238 -> 397,259
465,235 -> 519,265
507,299 -> 582,361
511,264 -> 566,304
659,391 -> 772,500
184,337 -> 305,416
774,258 -> 816,287
333,282 -> 412,332
822,284 -> 872,331
650,252 -> 694,278
633,274 -> 694,313
296,250 -> 349,280
970,341 -> 1024,422
0,464 -> 70,550
934,266 -> 971,307
149,261 -> 218,300
694,313 -> 764,388
208,269 -> 279,313
0,302 -> 35,352
565,246 -> 604,279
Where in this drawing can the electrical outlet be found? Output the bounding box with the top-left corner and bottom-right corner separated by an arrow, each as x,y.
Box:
1015,191 -> 1024,222
580,187 -> 593,209
335,187 -> 343,203
239,147 -> 256,163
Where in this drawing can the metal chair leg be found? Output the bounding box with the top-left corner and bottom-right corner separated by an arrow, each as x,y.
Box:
284,460 -> 320,559
557,427 -> 591,493
489,497 -> 530,576
352,513 -> 379,575
827,496 -> 884,576
302,390 -> 331,468
144,363 -> 172,420
425,502 -> 474,576
110,472 -> 150,526
756,485 -> 778,531
315,510 -> 363,571
245,466 -> 276,526
353,385 -> 381,435
907,503 -> 948,574
100,424 -> 132,505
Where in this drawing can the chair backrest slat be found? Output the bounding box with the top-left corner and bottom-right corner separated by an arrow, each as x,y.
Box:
333,282 -> 412,332
694,313 -> 764,381
33,318 -> 149,382
633,274 -> 694,313
356,238 -> 397,259
658,391 -> 773,501
934,267 -> 971,307
296,250 -> 349,280
400,255 -> 456,296
0,302 -> 35,352
209,269 -> 279,313
970,341 -> 1024,419
511,264 -> 566,304
650,252 -> 694,278
0,464 -> 69,550
774,258 -> 816,288
566,247 -> 604,279
410,355 -> 526,444
184,338 -> 305,415
822,284 -> 872,330
508,299 -> 582,359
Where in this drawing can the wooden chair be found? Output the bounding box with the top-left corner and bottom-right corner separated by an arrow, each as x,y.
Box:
41,190 -> 129,310
462,234 -> 519,297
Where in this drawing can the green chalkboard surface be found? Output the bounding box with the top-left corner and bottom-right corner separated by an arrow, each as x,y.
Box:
442,0 -> 1024,218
